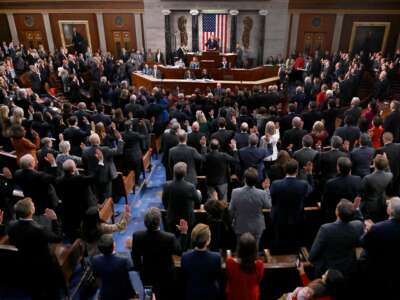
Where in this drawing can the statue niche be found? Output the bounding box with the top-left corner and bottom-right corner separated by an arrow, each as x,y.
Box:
178,16 -> 188,46
242,16 -> 253,50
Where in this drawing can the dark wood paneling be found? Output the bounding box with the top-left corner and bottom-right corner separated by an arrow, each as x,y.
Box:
0,1 -> 143,10
296,14 -> 336,54
339,14 -> 400,55
49,13 -> 99,52
13,13 -> 48,49
0,14 -> 11,43
289,0 -> 400,10
103,13 -> 136,55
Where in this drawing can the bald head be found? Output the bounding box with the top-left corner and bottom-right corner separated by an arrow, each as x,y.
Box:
20,154 -> 35,170
63,159 -> 76,174
292,116 -> 302,129
240,122 -> 249,132
192,122 -> 200,132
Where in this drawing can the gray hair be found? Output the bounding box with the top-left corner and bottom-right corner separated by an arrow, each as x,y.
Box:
62,159 -> 76,173
89,133 -> 100,146
389,197 -> 400,220
144,207 -> 161,231
59,140 -> 71,153
20,154 -> 35,169
173,162 -> 187,179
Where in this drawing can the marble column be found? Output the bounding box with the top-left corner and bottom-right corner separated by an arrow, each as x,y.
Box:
42,13 -> 54,54
331,13 -> 344,54
289,13 -> 300,55
229,10 -> 238,53
6,13 -> 18,44
96,13 -> 107,54
192,14 -> 199,52
258,10 -> 268,66
134,13 -> 144,51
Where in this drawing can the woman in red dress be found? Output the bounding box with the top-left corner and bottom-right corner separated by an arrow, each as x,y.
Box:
226,233 -> 264,300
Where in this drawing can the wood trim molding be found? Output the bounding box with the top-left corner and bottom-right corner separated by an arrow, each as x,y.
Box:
0,1 -> 144,11
289,9 -> 400,14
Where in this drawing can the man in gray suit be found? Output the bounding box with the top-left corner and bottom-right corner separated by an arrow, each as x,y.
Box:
229,167 -> 271,245
309,199 -> 363,277
169,130 -> 206,185
360,154 -> 393,222
82,133 -> 124,203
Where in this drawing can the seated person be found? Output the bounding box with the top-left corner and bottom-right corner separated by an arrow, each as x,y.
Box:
175,58 -> 186,68
91,234 -> 137,300
206,34 -> 219,51
201,68 -> 211,80
220,57 -> 231,69
189,57 -> 200,69
184,70 -> 196,80
142,64 -> 152,75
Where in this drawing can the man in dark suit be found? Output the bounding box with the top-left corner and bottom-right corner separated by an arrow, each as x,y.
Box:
62,115 -> 91,156
233,122 -> 250,149
350,133 -> 375,178
82,133 -> 124,202
162,162 -> 202,233
239,134 -> 272,181
14,153 -> 59,217
91,104 -> 112,126
204,139 -> 239,201
377,132 -> 400,196
316,136 -> 348,183
211,117 -> 235,153
206,35 -> 219,51
383,100 -> 400,143
270,159 -> 313,253
279,103 -> 299,136
301,101 -> 322,132
187,122 -> 206,153
56,159 -> 97,241
309,199 -> 363,277
169,131 -> 206,185
8,197 -> 64,300
361,197 -> 400,300
91,234 -> 136,300
282,116 -> 307,152
154,49 -> 164,65
131,207 -> 188,300
161,122 -> 180,180
322,157 -> 362,222
293,135 -> 318,169
334,115 -> 361,150
360,155 -> 393,222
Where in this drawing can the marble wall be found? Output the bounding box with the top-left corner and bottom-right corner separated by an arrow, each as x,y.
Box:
143,0 -> 290,61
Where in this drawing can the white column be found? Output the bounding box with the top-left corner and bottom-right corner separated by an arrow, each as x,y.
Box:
134,13 -> 144,50
331,13 -> 344,54
96,13 -> 107,53
42,13 -> 55,54
7,13 -> 19,44
289,13 -> 300,55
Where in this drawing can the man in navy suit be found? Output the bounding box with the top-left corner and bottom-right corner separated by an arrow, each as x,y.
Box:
322,157 -> 362,222
361,197 -> 400,299
91,234 -> 136,300
349,133 -> 375,178
270,159 -> 313,253
239,134 -> 272,181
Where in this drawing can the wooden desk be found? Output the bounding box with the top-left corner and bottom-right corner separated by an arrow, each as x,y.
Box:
132,68 -> 279,94
186,51 -> 237,67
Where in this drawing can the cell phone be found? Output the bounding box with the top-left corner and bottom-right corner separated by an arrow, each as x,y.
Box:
144,286 -> 153,300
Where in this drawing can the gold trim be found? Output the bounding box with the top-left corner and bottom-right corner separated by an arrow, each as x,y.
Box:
58,20 -> 92,50
349,21 -> 391,53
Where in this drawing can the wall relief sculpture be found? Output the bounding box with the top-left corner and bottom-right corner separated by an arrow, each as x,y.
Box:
178,16 -> 188,46
242,16 -> 253,49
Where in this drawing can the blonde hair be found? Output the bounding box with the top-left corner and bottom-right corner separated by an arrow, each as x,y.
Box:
11,107 -> 24,125
312,121 -> 324,134
95,122 -> 107,144
265,121 -> 276,135
196,110 -> 207,124
191,223 -> 211,248
0,105 -> 10,137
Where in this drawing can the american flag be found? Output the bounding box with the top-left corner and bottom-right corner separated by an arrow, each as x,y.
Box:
201,14 -> 228,52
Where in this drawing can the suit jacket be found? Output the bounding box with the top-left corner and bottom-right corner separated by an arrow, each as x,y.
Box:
334,126 -> 361,149
383,110 -> 400,142
91,254 -> 136,300
161,131 -> 179,166
162,178 -> 201,227
283,126 -> 306,149
239,145 -> 272,179
270,176 -> 313,225
309,220 -> 363,276
187,131 -> 206,153
123,131 -> 145,163
301,110 -> 322,132
322,175 -> 362,222
203,150 -> 239,185
168,144 -> 205,184
361,218 -> 400,282
63,126 -> 90,156
350,146 -> 375,177
229,185 -> 271,236
211,129 -> 235,153
293,147 -> 318,168
154,52 -> 164,64
316,149 -> 348,181
82,141 -> 124,183
360,170 -> 393,221
377,143 -> 400,183
131,230 -> 186,286
181,250 -> 221,300
233,132 -> 249,149
14,167 -> 58,215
